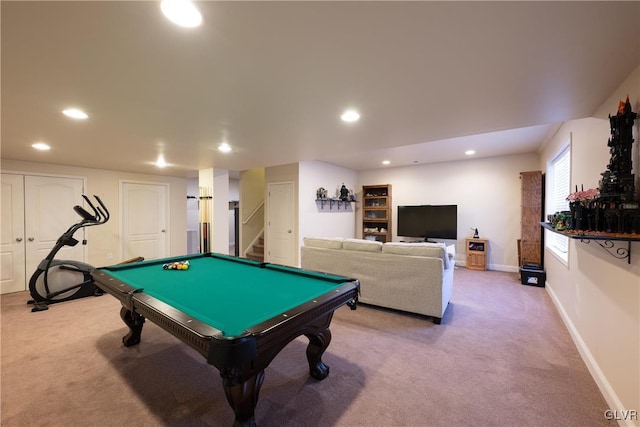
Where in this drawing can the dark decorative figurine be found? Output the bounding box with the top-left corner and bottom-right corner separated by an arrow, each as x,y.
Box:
599,96 -> 638,202
557,97 -> 640,235
316,187 -> 327,200
340,183 -> 349,201
589,96 -> 639,234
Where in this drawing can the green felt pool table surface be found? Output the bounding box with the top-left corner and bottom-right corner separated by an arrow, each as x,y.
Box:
99,253 -> 353,337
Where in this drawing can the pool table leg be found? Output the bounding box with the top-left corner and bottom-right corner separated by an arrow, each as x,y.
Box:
305,314 -> 333,380
120,306 -> 145,347
221,370 -> 265,427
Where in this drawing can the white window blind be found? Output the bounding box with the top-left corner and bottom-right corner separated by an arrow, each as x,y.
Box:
547,145 -> 570,260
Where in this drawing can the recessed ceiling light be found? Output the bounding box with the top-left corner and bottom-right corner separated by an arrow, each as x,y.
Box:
32,142 -> 51,151
341,109 -> 360,122
161,0 -> 203,28
218,142 -> 232,153
155,155 -> 168,168
382,160 -> 390,165
465,150 -> 476,155
62,108 -> 88,120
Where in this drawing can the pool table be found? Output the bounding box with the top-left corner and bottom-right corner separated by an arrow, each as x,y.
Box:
92,253 -> 359,427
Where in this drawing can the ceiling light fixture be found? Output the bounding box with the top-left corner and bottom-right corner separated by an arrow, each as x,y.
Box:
341,109 -> 360,122
382,160 -> 391,165
155,155 -> 168,168
32,142 -> 51,151
465,150 -> 476,155
62,108 -> 88,120
161,0 -> 203,28
218,142 -> 232,153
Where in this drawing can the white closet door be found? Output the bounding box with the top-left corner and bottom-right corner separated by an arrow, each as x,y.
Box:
1,174 -> 26,294
121,182 -> 168,261
24,176 -> 84,277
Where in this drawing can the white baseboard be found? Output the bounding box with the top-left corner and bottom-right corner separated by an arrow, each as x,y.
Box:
489,263 -> 519,273
454,260 -> 519,273
546,284 -> 636,427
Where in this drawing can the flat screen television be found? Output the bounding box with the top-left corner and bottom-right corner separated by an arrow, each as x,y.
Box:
397,205 -> 457,240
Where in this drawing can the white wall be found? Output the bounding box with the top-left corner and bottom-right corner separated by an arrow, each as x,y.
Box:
212,168 -> 230,254
357,153 -> 540,270
298,161 -> 358,247
540,65 -> 640,425
186,178 -> 199,254
1,159 -> 187,267
187,178 -> 199,231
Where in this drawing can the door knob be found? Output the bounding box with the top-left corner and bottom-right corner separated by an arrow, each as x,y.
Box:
288,229 -> 292,233
161,229 -> 166,233
16,237 -> 23,242
28,237 -> 35,242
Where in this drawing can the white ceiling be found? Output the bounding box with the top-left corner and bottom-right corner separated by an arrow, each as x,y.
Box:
2,1 -> 639,178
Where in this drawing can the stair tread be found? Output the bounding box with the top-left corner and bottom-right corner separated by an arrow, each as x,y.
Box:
246,251 -> 264,260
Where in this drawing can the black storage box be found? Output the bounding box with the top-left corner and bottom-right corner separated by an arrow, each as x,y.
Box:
520,265 -> 546,287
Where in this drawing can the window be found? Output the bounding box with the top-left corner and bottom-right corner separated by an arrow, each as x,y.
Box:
546,142 -> 571,263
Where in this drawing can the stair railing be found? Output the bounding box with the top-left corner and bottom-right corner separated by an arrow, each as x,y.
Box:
242,200 -> 264,225
241,200 -> 265,260
243,229 -> 265,260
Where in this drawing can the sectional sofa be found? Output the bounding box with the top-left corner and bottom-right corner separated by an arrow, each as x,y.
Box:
300,237 -> 455,324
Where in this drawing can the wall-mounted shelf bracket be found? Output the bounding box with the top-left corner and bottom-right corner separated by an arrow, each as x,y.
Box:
579,239 -> 631,264
315,199 -> 355,210
541,222 -> 638,264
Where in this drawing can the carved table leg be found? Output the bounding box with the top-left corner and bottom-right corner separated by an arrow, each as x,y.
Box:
305,327 -> 332,380
119,306 -> 145,347
222,370 -> 265,427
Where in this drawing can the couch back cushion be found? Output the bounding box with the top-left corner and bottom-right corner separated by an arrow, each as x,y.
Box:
303,237 -> 344,249
382,242 -> 449,269
342,238 -> 383,253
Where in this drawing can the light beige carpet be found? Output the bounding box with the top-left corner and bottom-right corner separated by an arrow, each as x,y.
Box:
1,267 -> 614,426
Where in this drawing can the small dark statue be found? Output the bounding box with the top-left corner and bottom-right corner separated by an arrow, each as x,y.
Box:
339,183 -> 350,201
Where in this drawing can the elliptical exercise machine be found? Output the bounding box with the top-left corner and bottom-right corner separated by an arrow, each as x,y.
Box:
28,195 -> 110,312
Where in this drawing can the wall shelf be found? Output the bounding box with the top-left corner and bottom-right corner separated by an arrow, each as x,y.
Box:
540,222 -> 640,264
315,199 -> 355,210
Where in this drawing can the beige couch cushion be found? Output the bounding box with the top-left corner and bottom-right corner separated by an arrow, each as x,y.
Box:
382,242 -> 450,269
343,238 -> 383,253
303,237 -> 344,249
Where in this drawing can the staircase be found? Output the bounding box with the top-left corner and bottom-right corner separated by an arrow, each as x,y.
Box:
245,236 -> 264,262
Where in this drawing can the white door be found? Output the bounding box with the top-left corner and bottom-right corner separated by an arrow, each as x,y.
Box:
267,182 -> 295,266
122,182 -> 168,261
1,174 -> 26,293
1,174 -> 84,295
24,175 -> 84,280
